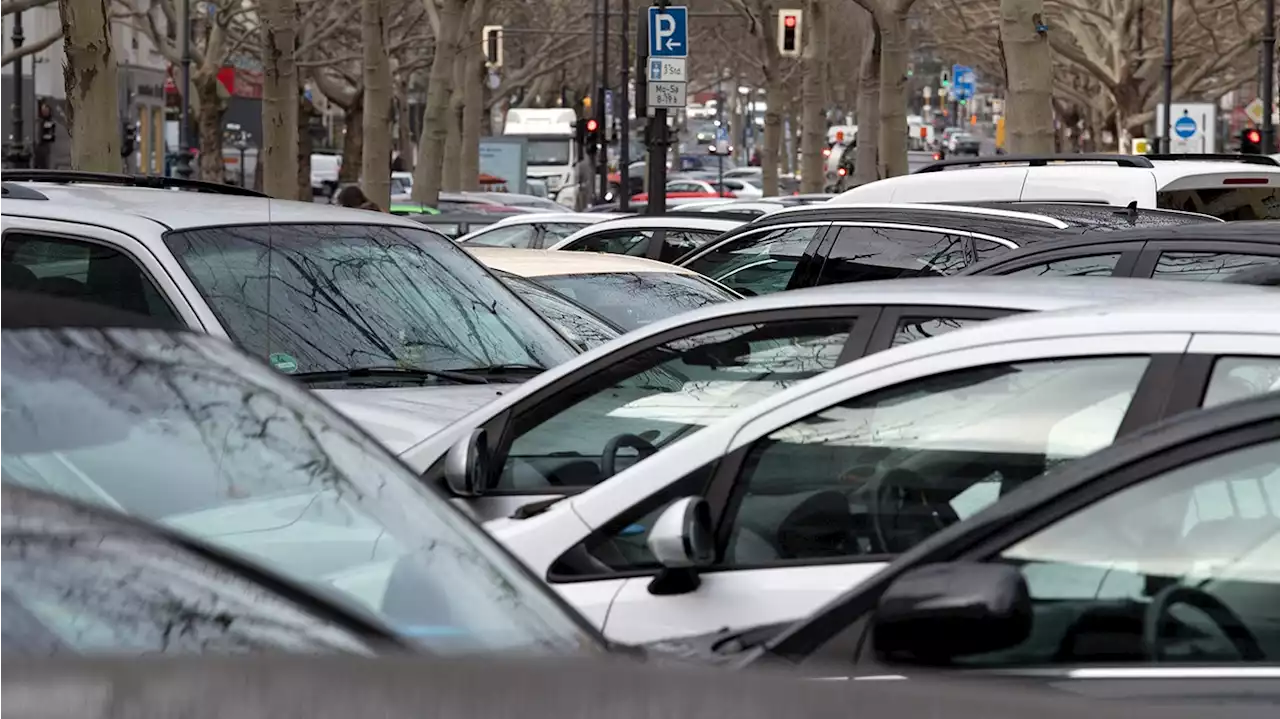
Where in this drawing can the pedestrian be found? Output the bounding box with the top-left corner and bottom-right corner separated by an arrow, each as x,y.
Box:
336,185 -> 383,212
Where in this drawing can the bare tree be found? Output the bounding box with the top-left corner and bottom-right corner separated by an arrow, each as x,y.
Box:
998,0 -> 1053,152
58,0 -> 119,170
799,0 -> 826,192
848,0 -> 916,178
363,0 -> 394,207
852,21 -> 880,184
261,0 -> 299,198
412,0 -> 468,207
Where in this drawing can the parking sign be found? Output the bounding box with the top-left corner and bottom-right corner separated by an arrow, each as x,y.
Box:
648,6 -> 688,57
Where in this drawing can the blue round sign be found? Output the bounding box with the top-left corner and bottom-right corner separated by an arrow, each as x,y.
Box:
1174,115 -> 1197,139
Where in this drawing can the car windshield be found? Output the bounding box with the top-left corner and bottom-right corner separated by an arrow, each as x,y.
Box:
163,223 -> 575,378
525,138 -> 572,166
0,328 -> 602,656
535,271 -> 739,330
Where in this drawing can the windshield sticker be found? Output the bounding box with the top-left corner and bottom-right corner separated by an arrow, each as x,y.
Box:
268,352 -> 298,374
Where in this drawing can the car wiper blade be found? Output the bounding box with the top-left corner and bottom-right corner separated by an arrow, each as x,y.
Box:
291,366 -> 490,386
446,363 -> 546,381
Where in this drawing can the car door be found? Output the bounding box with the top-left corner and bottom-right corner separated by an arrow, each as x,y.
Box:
1130,240 -> 1280,283
678,223 -> 833,296
588,334 -> 1191,643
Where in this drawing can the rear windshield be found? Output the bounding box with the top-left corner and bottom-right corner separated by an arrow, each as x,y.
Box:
1158,187 -> 1280,220
164,223 -> 576,376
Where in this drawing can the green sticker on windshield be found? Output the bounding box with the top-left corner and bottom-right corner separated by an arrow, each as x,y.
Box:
269,352 -> 298,374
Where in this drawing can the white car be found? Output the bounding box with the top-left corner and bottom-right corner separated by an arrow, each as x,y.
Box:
467,247 -> 741,332
670,200 -> 788,218
416,292 -> 1280,644
548,215 -> 743,263
1,173 -> 581,454
667,178 -> 764,201
832,155 -> 1280,220
458,212 -> 624,249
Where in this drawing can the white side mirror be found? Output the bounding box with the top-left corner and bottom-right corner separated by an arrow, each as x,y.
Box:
647,497 -> 715,569
443,428 -> 489,498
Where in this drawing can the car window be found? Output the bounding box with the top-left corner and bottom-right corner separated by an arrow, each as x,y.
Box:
682,225 -> 824,296
818,226 -> 971,286
1201,356 -> 1280,408
662,230 -> 726,262
537,272 -> 738,331
1002,253 -> 1124,277
542,223 -> 591,245
564,228 -> 655,257
163,224 -> 576,378
964,437 -> 1280,666
461,225 -> 536,248
973,239 -> 1016,265
2,233 -> 181,325
891,316 -> 991,348
1150,251 -> 1280,282
498,273 -> 621,350
718,356 -> 1152,564
497,319 -> 857,492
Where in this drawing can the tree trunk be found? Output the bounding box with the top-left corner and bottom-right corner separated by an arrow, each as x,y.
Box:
260,0 -> 299,199
442,48 -> 466,191
461,2 -> 485,192
340,99 -> 364,182
875,7 -> 908,178
194,72 -> 226,182
761,71 -> 784,197
852,26 -> 880,185
999,0 -> 1054,153
395,86 -> 415,172
362,0 -> 394,209
413,0 -> 466,206
799,0 -> 826,193
298,89 -> 316,201
57,0 -> 119,171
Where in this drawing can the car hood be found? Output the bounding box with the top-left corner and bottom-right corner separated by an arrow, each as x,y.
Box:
316,385 -> 512,453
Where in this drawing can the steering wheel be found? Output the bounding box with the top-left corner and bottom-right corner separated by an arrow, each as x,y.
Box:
868,468 -> 960,554
600,433 -> 658,479
1142,584 -> 1265,661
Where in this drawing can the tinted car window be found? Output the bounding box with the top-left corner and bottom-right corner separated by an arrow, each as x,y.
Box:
499,272 -> 621,350
564,229 -> 655,256
683,225 -> 824,296
817,226 -> 969,285
537,272 -> 738,330
461,225 -> 537,248
891,316 -> 989,347
1002,253 -> 1124,277
1,328 -> 599,655
1201,356 -> 1280,408
542,223 -> 591,244
1151,251 -> 1280,282
164,224 -> 575,378
662,230 -> 727,262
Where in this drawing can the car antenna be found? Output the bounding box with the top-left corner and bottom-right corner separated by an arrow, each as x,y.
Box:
1112,200 -> 1139,226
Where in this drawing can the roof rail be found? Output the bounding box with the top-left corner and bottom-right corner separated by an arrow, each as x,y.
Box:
0,170 -> 269,198
915,154 -> 1155,173
1145,153 -> 1280,167
0,182 -> 49,200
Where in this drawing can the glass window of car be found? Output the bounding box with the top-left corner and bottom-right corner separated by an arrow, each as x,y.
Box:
817,226 -> 970,286
461,224 -> 537,248
961,437 -> 1280,666
536,271 -> 739,331
973,238 -> 1018,265
1002,253 -> 1124,277
662,230 -> 728,262
891,316 -> 992,348
1151,251 -> 1280,282
563,228 -> 655,257
542,223 -> 591,245
682,225 -> 825,296
718,356 -> 1152,564
498,272 -> 621,350
1201,356 -> 1280,408
163,224 -> 576,380
0,328 -> 599,655
498,319 -> 858,492
2,233 -> 181,325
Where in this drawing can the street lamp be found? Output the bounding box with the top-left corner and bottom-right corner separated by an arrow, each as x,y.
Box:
175,0 -> 195,178
7,11 -> 31,168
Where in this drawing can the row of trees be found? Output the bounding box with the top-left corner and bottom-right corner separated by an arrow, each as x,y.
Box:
4,0 -> 1267,199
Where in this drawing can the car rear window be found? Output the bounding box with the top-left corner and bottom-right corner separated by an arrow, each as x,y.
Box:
1158,186 -> 1280,220
536,271 -> 738,330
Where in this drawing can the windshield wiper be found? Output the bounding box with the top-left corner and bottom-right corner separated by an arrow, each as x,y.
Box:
291,366 -> 490,386
445,363 -> 546,382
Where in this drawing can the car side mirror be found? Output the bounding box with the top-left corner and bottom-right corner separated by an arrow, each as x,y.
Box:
443,428 -> 490,498
646,497 -> 715,596
871,562 -> 1032,665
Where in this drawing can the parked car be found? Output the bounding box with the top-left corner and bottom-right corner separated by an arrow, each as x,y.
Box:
548,215 -> 743,263
468,247 -> 741,331
494,271 -> 625,350
670,200 -> 788,218
458,213 -> 624,249
407,290 -> 1278,643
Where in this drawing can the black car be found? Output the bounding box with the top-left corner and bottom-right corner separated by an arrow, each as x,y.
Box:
961,220 -> 1280,283
703,392 -> 1280,702
674,203 -> 1215,297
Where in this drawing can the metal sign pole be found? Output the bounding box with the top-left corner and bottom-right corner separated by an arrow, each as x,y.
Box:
620,0 -> 632,212
1264,0 -> 1276,152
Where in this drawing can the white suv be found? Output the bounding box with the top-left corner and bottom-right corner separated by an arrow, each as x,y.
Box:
0,173 -> 580,451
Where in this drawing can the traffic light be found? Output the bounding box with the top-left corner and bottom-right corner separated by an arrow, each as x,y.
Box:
481,25 -> 503,68
1241,127 -> 1263,154
120,120 -> 137,158
584,117 -> 601,155
37,100 -> 55,145
777,9 -> 802,57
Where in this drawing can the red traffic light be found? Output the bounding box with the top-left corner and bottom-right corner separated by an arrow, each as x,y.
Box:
1247,129 -> 1261,144
586,119 -> 599,132
783,14 -> 797,27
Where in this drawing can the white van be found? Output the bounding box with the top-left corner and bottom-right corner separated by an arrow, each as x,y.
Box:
504,108 -> 579,202
830,155 -> 1280,220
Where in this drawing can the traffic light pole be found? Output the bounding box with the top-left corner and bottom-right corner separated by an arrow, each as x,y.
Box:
1161,0 -> 1173,153
598,0 -> 611,203
7,11 -> 31,169
646,1 -> 670,215
176,0 -> 195,178
1263,0 -> 1276,152
619,0 -> 631,212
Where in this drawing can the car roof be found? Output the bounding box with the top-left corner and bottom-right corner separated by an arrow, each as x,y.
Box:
760,202 -> 1071,229
548,215 -> 743,249
960,201 -> 1223,226
489,212 -> 622,227
3,182 -> 426,233
467,247 -> 703,277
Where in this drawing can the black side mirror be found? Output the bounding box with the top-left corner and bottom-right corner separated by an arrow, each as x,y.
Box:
871,562 -> 1031,665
